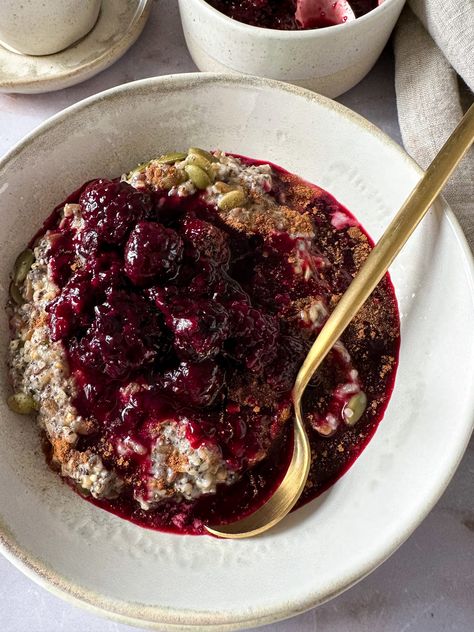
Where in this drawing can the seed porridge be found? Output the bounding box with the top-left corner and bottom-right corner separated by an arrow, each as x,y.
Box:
7,149 -> 399,534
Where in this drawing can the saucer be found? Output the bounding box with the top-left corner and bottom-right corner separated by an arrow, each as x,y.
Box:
0,0 -> 153,94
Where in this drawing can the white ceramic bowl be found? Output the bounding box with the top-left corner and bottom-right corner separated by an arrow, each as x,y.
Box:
0,74 -> 473,631
178,0 -> 406,98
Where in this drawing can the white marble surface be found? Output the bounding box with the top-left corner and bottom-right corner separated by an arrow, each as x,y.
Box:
0,2 -> 472,631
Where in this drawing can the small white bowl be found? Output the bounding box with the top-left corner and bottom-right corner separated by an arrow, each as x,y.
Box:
0,74 -> 473,630
179,0 -> 406,97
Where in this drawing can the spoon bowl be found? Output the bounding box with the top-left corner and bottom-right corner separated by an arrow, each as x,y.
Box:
206,400 -> 310,538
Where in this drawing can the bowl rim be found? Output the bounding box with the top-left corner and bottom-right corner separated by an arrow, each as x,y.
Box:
181,0 -> 404,38
0,72 -> 473,631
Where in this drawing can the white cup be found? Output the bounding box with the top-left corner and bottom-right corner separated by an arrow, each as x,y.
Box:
0,0 -> 102,56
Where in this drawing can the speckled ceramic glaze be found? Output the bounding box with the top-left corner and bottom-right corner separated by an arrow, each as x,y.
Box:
0,0 -> 152,94
0,74 -> 473,631
0,0 -> 101,56
178,0 -> 406,97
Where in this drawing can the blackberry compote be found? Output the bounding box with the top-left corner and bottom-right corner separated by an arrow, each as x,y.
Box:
7,148 -> 399,535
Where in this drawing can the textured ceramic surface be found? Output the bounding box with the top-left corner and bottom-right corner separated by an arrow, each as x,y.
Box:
178,0 -> 405,98
0,74 -> 473,631
0,0 -> 152,94
0,0 -> 101,56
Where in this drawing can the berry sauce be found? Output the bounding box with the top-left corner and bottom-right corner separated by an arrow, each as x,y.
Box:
206,0 -> 379,30
37,153 -> 399,535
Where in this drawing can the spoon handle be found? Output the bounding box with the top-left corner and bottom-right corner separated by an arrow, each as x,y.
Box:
294,104 -> 474,397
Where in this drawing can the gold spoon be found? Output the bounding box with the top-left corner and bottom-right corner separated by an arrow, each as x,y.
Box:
206,104 -> 474,539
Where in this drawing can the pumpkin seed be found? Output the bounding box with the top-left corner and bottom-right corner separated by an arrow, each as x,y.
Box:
13,249 -> 34,285
186,152 -> 213,175
128,159 -> 152,176
9,281 -> 24,306
157,152 -> 187,165
218,189 -> 247,211
7,392 -> 37,415
188,147 -> 217,162
75,482 -> 91,496
343,391 -> 367,426
185,165 -> 211,190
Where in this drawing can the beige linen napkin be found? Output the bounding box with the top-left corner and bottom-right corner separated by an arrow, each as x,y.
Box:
393,1 -> 474,246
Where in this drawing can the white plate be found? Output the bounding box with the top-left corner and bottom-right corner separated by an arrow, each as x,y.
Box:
0,74 -> 473,630
0,0 -> 152,94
